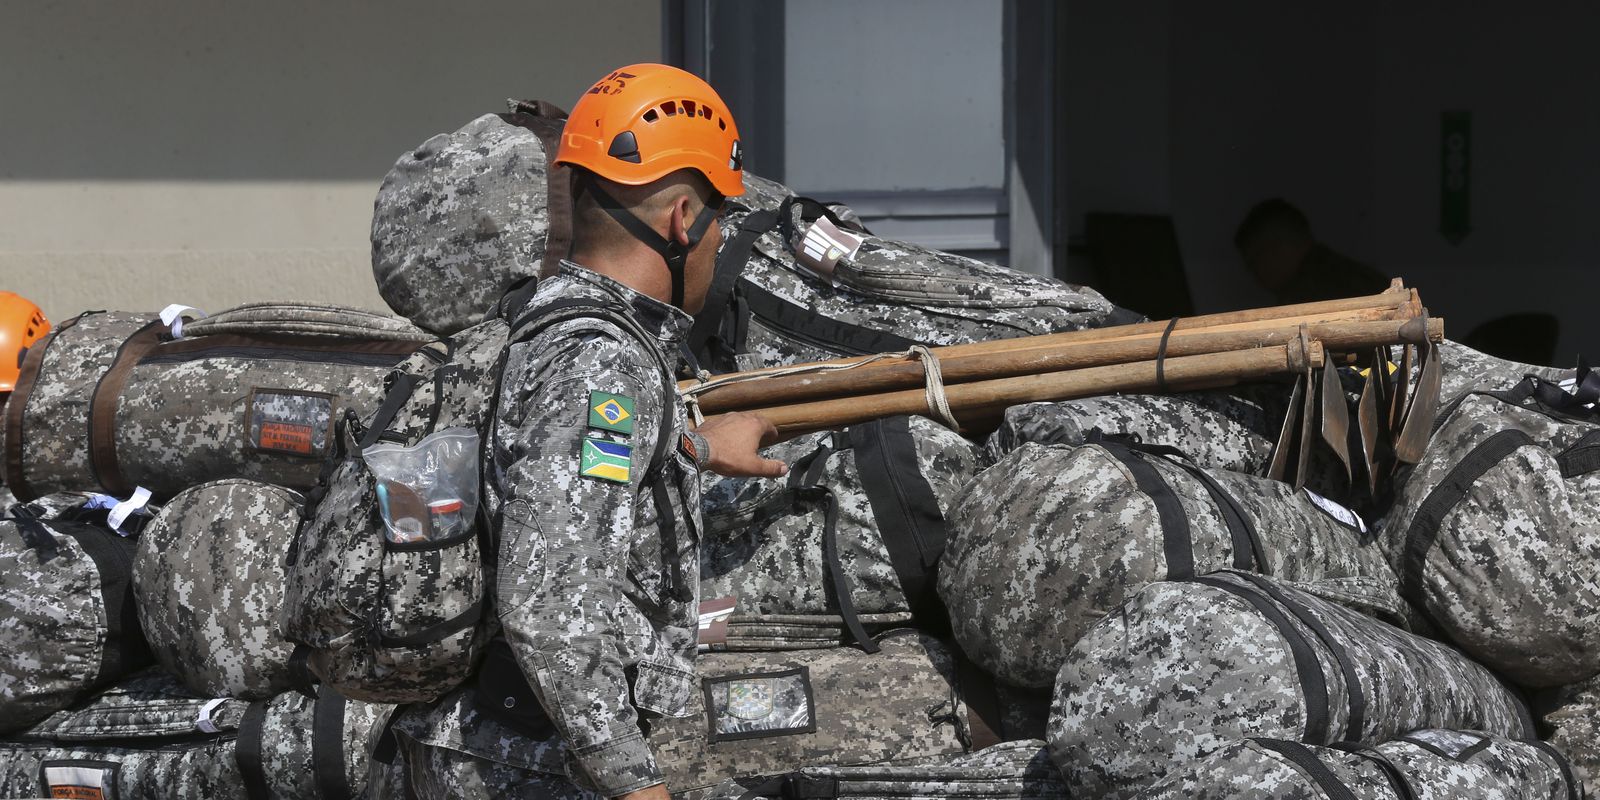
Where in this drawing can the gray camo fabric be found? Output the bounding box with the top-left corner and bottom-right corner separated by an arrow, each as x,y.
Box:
699,414 -> 979,644
1541,672 -> 1600,798
371,111 -> 561,336
942,441 -> 1403,687
0,514 -> 147,736
282,316 -> 508,704
1437,339 -> 1573,418
1049,571 -> 1533,799
705,174 -> 1123,373
133,478 -> 303,699
0,668 -> 393,799
1135,730 -> 1584,800
5,306 -> 408,499
689,740 -> 1067,800
645,631 -> 971,794
1382,388 -> 1600,686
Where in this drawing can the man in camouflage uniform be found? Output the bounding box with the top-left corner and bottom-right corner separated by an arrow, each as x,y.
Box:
382,65 -> 785,800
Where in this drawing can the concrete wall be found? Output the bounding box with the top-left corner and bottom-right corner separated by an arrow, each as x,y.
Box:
0,0 -> 661,324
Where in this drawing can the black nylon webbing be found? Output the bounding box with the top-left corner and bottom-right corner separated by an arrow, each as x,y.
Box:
1336,745 -> 1418,800
1251,739 -> 1358,800
312,688 -> 353,800
9,509 -> 59,563
1398,429 -> 1532,606
1194,576 -> 1329,744
788,442 -> 878,654
1180,464 -> 1268,574
1530,740 -> 1582,800
1558,429 -> 1600,478
1234,573 -> 1366,743
849,416 -> 952,634
1099,444 -> 1194,580
237,700 -> 271,800
1155,316 -> 1180,393
738,282 -> 921,356
688,207 -> 781,361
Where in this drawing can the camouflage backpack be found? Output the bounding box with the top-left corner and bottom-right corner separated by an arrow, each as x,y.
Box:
0,503 -> 152,736
1,304 -> 424,501
940,439 -> 1403,688
1383,374 -> 1600,687
1540,672 -> 1600,798
0,668 -> 394,800
1138,731 -> 1586,800
643,630 -> 981,796
687,174 -> 1134,374
133,479 -> 304,700
691,740 -> 1067,800
280,290 -> 677,704
700,415 -> 981,652
1049,571 -> 1534,800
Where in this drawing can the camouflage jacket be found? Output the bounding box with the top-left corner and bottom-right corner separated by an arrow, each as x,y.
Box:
487,263 -> 702,797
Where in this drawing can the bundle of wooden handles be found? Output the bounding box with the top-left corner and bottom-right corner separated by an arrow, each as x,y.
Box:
682,279 -> 1443,438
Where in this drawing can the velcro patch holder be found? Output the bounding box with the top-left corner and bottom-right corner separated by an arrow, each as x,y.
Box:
243,387 -> 339,459
702,666 -> 817,744
40,758 -> 121,800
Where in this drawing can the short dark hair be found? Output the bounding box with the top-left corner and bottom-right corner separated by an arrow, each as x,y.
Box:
1234,198 -> 1311,250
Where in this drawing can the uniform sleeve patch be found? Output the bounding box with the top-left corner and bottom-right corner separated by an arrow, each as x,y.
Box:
580,436 -> 633,483
588,391 -> 636,435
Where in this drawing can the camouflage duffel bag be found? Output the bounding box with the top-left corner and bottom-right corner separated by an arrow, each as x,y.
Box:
1540,672 -> 1600,798
645,631 -> 980,795
700,415 -> 981,652
0,505 -> 150,736
1137,730 -> 1585,800
1048,571 -> 1534,800
1437,339 -> 1573,418
1383,375 -> 1600,687
982,386 -> 1287,473
687,174 -> 1135,374
0,668 -> 394,800
691,740 -> 1067,800
940,439 -> 1402,688
1,303 -> 426,501
133,479 -> 303,700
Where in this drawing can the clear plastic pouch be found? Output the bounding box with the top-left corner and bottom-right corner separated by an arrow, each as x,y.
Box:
363,428 -> 481,545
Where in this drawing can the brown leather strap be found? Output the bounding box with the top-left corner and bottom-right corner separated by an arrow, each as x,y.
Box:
88,321 -> 165,496
955,650 -> 1004,751
3,313 -> 87,502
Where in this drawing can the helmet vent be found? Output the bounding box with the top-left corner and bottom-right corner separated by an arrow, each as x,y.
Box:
607,130 -> 642,163
682,100 -> 697,116
718,118 -> 727,131
661,101 -> 678,117
643,108 -> 659,123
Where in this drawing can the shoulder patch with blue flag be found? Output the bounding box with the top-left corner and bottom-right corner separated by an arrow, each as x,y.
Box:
580,436 -> 633,484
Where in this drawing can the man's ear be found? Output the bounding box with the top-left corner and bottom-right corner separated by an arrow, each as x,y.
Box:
669,195 -> 693,247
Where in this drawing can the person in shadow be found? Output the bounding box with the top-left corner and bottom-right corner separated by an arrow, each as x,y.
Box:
1234,198 -> 1389,305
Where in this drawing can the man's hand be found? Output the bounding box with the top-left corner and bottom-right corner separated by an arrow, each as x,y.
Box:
694,411 -> 788,478
617,783 -> 672,800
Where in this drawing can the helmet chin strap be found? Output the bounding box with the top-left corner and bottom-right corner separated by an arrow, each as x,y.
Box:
578,173 -> 722,310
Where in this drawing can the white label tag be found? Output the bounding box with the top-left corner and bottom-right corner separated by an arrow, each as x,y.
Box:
1304,488 -> 1368,533
107,487 -> 152,535
195,697 -> 229,734
42,761 -> 116,799
158,304 -> 207,339
795,216 -> 865,278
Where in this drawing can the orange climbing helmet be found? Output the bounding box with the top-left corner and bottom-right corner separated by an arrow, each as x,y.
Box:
555,63 -> 744,198
0,292 -> 49,392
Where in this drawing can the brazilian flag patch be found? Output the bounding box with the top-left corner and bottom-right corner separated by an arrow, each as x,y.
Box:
580,437 -> 633,484
588,391 -> 636,435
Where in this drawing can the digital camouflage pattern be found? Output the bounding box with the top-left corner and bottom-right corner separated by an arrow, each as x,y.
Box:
942,441 -> 1402,687
982,388 -> 1283,472
1437,339 -> 1573,417
1136,731 -> 1584,800
1049,571 -> 1533,799
700,415 -> 979,642
711,612 -> 915,652
1382,386 -> 1600,687
0,668 -> 393,800
181,300 -> 432,342
282,315 -> 508,704
133,479 -> 303,699
384,685 -> 577,797
646,631 -> 971,794
5,305 -> 414,500
2,311 -> 152,499
290,265 -> 701,798
698,174 -> 1128,373
689,740 -> 1066,800
1541,672 -> 1600,798
0,513 -> 148,736
371,110 -> 563,336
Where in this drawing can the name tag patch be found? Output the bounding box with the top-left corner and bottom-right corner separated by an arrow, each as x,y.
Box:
247,389 -> 334,458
